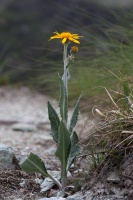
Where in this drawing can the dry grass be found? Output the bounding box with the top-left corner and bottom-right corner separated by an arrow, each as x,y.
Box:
83,73 -> 133,172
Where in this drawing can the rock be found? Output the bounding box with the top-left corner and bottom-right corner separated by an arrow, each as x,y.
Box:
66,192 -> 84,200
66,191 -> 93,200
35,178 -> 43,184
38,197 -> 66,200
0,144 -> 15,171
107,172 -> 121,183
40,171 -> 71,193
83,191 -> 94,200
19,180 -> 26,187
73,169 -> 83,174
40,171 -> 61,193
12,123 -> 37,132
124,179 -> 132,187
33,135 -> 53,141
15,199 -> 23,200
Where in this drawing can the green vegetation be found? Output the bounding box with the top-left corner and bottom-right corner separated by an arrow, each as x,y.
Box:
21,39 -> 81,194
1,1 -> 133,109
84,73 -> 133,173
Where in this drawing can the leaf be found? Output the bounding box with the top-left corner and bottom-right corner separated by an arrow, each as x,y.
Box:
21,153 -> 63,190
120,78 -> 132,97
48,101 -> 60,143
67,131 -> 81,171
56,120 -> 71,181
56,120 -> 71,165
58,75 -> 68,123
20,153 -> 49,177
120,78 -> 132,107
69,94 -> 82,133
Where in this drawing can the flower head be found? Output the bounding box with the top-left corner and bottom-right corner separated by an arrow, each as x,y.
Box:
71,46 -> 78,54
49,31 -> 83,44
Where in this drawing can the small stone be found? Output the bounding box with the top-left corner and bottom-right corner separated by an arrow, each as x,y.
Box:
73,169 -> 83,174
19,180 -> 26,187
107,172 -> 121,183
35,178 -> 43,184
40,170 -> 71,193
40,171 -> 61,193
124,179 -> 132,187
12,123 -> 37,132
66,192 -> 84,200
0,144 -> 15,171
38,197 -> 66,200
15,199 -> 23,200
83,191 -> 93,200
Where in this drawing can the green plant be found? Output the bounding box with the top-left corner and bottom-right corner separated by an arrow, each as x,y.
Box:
88,70 -> 133,165
80,68 -> 133,177
87,149 -> 105,170
20,31 -> 82,194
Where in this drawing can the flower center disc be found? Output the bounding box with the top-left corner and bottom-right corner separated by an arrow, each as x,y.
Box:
61,32 -> 71,38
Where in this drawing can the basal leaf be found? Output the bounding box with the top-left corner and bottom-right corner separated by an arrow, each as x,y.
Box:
67,131 -> 81,171
69,94 -> 82,133
58,75 -> 68,123
21,153 -> 62,190
20,153 -> 49,177
56,120 -> 71,169
120,78 -> 132,107
48,101 -> 60,143
121,78 -> 132,97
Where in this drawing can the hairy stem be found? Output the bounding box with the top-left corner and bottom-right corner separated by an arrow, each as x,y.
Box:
63,44 -> 68,97
61,166 -> 67,192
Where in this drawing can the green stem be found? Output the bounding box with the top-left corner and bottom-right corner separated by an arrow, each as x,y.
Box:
61,166 -> 67,192
61,43 -> 68,191
63,44 -> 68,97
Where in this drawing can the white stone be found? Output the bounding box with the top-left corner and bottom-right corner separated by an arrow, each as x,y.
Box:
19,180 -> 26,187
38,197 -> 65,200
12,123 -> 37,132
0,144 -> 15,171
40,171 -> 61,193
35,178 -> 43,184
107,172 -> 120,183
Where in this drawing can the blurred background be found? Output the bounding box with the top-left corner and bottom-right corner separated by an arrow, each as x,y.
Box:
1,0 -> 133,111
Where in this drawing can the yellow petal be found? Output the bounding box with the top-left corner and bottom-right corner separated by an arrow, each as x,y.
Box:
62,38 -> 67,44
69,37 -> 80,44
53,31 -> 60,35
50,35 -> 62,39
49,31 -> 83,44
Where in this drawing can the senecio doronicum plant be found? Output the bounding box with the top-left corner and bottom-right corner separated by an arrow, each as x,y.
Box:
20,31 -> 83,193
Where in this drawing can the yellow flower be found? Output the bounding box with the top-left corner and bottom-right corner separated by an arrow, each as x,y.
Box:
49,31 -> 82,44
71,46 -> 78,54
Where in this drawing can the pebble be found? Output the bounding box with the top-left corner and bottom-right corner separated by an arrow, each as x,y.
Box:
12,123 -> 37,132
73,169 -> 83,174
38,198 -> 65,200
15,199 -> 23,200
0,144 -> 15,171
40,171 -> 61,192
35,178 -> 43,184
67,193 -> 83,200
107,172 -> 121,183
124,179 -> 132,187
19,180 -> 26,187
